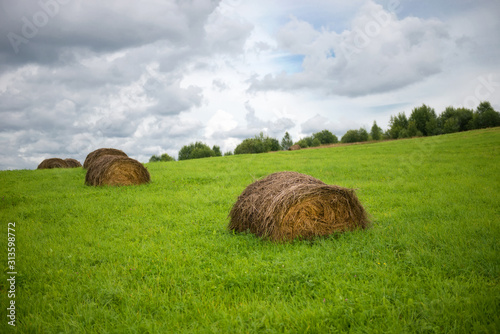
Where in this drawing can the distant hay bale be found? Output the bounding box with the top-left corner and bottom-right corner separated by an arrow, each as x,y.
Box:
85,155 -> 150,186
64,158 -> 82,168
228,171 -> 370,242
289,144 -> 301,151
83,148 -> 128,169
37,158 -> 69,169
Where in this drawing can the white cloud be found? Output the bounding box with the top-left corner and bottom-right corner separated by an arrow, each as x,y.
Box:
205,110 -> 238,138
0,0 -> 499,169
250,1 -> 454,97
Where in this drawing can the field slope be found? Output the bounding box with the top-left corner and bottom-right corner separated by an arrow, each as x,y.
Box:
1,128 -> 499,333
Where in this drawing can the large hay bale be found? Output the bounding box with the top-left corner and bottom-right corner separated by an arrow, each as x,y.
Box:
228,171 -> 370,242
37,158 -> 69,169
83,148 -> 128,169
64,158 -> 82,168
289,144 -> 301,151
85,155 -> 150,186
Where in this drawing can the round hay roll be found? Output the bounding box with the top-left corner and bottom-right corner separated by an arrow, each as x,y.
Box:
288,144 -> 301,151
37,158 -> 69,169
228,171 -> 370,242
85,155 -> 150,186
83,148 -> 128,169
64,158 -> 82,168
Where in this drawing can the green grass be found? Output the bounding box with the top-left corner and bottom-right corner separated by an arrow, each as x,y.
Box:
1,128 -> 499,333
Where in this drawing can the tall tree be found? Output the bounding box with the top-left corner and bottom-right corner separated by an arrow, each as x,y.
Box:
474,101 -> 500,129
281,132 -> 293,150
370,121 -> 382,140
178,142 -> 216,160
387,112 -> 408,139
313,130 -> 338,144
409,104 -> 437,136
212,145 -> 222,157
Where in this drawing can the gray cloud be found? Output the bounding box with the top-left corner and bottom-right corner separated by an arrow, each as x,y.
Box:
249,2 -> 453,97
0,0 -> 251,169
1,0 -> 498,170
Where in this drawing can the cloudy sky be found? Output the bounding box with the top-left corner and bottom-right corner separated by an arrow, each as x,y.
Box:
1,0 -> 499,170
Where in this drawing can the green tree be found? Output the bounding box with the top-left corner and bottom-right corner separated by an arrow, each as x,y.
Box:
267,138 -> 281,151
312,138 -> 321,147
160,153 -> 174,162
212,145 -> 222,157
474,101 -> 500,129
456,107 -> 474,131
313,130 -> 338,144
358,128 -> 369,141
409,104 -> 437,136
407,120 -> 420,137
387,112 -> 408,139
295,136 -> 313,148
443,117 -> 460,134
149,155 -> 161,162
234,133 -> 279,155
234,138 -> 265,154
178,142 -> 216,160
370,121 -> 382,140
341,128 -> 369,143
341,130 -> 359,143
281,132 -> 293,150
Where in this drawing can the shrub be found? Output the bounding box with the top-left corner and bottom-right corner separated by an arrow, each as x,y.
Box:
313,130 -> 338,144
160,153 -> 174,162
212,145 -> 222,157
178,142 -> 216,160
234,133 -> 280,155
312,138 -> 321,147
295,136 -> 313,148
341,128 -> 369,143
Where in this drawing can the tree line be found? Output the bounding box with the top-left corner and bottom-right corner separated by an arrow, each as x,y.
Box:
149,101 -> 499,162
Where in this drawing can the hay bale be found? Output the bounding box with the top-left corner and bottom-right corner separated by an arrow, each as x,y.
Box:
83,148 -> 128,169
85,155 -> 150,186
289,144 -> 301,151
37,158 -> 69,169
64,158 -> 82,168
228,171 -> 370,242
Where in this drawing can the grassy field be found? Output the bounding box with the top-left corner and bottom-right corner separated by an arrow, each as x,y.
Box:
1,128 -> 499,333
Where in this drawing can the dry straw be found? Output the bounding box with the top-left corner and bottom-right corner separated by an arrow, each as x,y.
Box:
37,158 -> 69,169
288,144 -> 301,151
64,158 -> 82,168
85,155 -> 150,186
83,148 -> 128,169
228,171 -> 370,242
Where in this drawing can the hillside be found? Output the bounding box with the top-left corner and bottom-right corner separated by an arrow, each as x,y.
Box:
0,128 -> 499,333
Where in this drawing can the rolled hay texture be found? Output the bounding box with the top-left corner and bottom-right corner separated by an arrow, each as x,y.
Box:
288,144 -> 301,151
228,171 -> 370,242
37,158 -> 69,169
85,155 -> 150,186
64,158 -> 82,168
83,148 -> 128,169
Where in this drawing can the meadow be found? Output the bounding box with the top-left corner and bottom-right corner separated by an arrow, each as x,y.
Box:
0,128 -> 499,333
